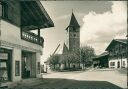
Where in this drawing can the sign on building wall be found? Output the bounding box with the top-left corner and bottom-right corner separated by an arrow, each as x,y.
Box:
15,61 -> 20,76
37,62 -> 40,74
0,53 -> 8,59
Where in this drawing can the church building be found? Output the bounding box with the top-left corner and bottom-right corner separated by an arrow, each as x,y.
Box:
61,12 -> 80,69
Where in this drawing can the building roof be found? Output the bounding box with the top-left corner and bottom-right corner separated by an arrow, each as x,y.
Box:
62,43 -> 69,54
114,39 -> 127,44
93,51 -> 109,60
69,12 -> 80,27
105,39 -> 127,51
99,52 -> 109,57
0,1 -> 54,31
66,12 -> 80,31
21,1 -> 54,30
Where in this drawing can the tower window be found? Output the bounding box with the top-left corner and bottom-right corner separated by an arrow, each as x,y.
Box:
74,34 -> 76,37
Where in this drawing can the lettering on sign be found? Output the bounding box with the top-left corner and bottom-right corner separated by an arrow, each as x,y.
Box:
0,53 -> 8,60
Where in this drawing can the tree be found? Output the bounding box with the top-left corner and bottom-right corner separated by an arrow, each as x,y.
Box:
80,45 -> 95,68
47,54 -> 60,70
59,49 -> 81,69
47,46 -> 95,71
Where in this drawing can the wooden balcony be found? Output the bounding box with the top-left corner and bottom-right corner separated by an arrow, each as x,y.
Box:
21,30 -> 44,47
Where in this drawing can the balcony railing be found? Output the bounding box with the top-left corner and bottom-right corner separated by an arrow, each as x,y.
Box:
21,30 -> 44,47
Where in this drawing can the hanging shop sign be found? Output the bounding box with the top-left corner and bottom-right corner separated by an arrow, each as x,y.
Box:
0,53 -> 8,60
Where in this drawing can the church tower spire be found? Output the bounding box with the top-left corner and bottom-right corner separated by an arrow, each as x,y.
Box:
65,12 -> 80,52
69,12 -> 80,28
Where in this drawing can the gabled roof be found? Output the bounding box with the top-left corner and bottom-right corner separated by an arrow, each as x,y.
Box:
105,39 -> 127,51
62,43 -> 69,54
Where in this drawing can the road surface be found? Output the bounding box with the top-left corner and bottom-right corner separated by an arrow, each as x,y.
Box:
9,68 -> 127,89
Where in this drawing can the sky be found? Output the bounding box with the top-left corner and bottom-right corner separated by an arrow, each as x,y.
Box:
39,1 -> 127,64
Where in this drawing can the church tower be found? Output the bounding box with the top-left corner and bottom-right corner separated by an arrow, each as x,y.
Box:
65,12 -> 80,52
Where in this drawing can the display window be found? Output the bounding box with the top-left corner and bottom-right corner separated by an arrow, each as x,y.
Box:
0,48 -> 12,82
0,53 -> 8,82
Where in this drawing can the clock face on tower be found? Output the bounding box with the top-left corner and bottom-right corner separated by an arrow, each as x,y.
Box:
69,32 -> 79,38
73,33 -> 76,37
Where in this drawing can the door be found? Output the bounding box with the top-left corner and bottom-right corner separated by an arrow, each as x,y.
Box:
117,61 -> 120,68
21,56 -> 26,78
22,52 -> 32,78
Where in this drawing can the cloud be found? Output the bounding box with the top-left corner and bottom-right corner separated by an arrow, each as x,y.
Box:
80,1 -> 127,55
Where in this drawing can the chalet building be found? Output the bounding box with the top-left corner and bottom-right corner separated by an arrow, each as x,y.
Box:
0,0 -> 54,82
61,12 -> 80,70
105,39 -> 127,68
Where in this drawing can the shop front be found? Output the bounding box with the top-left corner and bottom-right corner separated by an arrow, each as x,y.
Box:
0,48 -> 12,82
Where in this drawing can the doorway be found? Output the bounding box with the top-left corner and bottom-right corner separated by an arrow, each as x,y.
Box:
117,61 -> 120,68
21,51 -> 36,78
21,55 -> 30,78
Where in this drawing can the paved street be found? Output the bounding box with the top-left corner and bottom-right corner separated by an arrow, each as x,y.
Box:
43,69 -> 127,88
9,69 -> 127,89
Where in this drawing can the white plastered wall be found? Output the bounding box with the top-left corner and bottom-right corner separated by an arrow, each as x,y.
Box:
0,20 -> 42,81
36,52 -> 41,78
12,48 -> 21,82
109,58 -> 127,68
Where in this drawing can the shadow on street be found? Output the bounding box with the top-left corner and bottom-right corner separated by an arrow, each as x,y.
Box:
9,78 -> 123,89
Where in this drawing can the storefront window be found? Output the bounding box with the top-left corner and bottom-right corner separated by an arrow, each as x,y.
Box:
15,61 -> 20,76
0,53 -> 8,82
